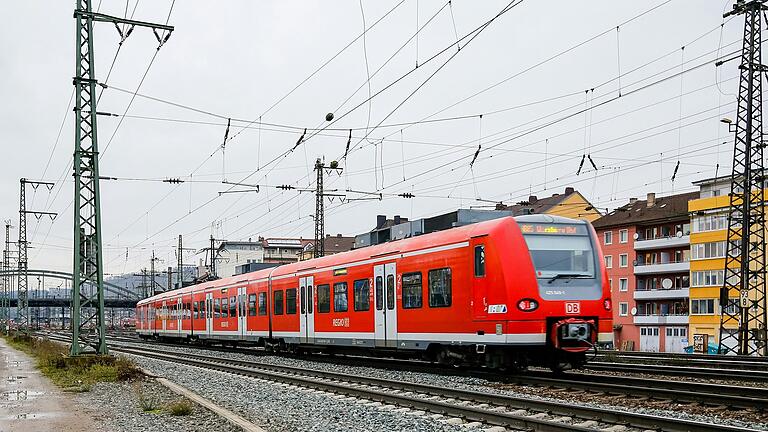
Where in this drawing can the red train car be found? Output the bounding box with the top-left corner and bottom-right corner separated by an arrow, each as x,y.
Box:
136,214 -> 612,371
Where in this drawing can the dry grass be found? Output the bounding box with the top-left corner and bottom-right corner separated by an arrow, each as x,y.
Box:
4,334 -> 143,392
166,399 -> 193,416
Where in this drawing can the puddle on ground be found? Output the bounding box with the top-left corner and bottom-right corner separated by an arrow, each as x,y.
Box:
2,412 -> 63,421
6,375 -> 27,384
2,390 -> 43,401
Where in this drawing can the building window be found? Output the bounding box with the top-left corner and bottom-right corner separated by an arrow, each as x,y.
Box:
691,241 -> 727,260
691,270 -> 725,287
428,268 -> 452,308
474,245 -> 485,277
609,278 -> 613,291
334,282 -> 348,312
619,278 -> 628,292
604,255 -> 613,269
402,272 -> 423,309
604,231 -> 613,245
619,302 -> 628,316
258,292 -> 267,315
286,288 -> 297,315
273,290 -> 283,315
692,214 -> 728,233
691,298 -> 715,315
317,284 -> 331,313
353,279 -> 370,311
619,254 -> 628,268
619,229 -> 628,243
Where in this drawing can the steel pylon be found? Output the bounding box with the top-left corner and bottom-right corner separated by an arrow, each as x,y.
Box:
719,0 -> 768,356
70,0 -> 173,355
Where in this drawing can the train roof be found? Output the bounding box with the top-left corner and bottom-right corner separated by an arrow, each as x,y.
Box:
137,214 -> 584,305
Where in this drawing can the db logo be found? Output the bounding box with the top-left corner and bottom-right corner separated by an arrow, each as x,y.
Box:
565,302 -> 581,314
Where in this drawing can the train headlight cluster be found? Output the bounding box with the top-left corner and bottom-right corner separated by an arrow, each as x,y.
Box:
517,299 -> 539,312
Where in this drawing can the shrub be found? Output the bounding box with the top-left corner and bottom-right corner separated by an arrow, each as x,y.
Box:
166,399 -> 193,416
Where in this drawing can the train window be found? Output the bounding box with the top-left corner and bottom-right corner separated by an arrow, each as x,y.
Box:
353,279 -> 370,311
222,297 -> 229,318
214,298 -> 221,318
248,294 -> 257,316
258,292 -> 267,316
375,276 -> 383,311
474,245 -> 486,277
402,272 -> 422,309
199,301 -> 205,319
286,288 -> 297,314
307,285 -> 314,314
300,286 -> 306,314
334,282 -> 348,312
317,284 -> 331,313
229,295 -> 237,317
274,290 -> 284,315
428,268 -> 452,308
386,275 -> 395,310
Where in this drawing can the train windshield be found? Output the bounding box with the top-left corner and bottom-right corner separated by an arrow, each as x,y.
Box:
520,223 -> 595,279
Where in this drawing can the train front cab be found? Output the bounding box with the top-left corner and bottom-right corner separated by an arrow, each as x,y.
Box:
487,215 -> 612,371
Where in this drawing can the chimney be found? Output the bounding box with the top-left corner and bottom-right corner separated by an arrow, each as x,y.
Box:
528,195 -> 538,204
337,234 -> 342,237
629,197 -> 638,205
646,192 -> 656,207
394,215 -> 401,225
326,234 -> 330,238
565,186 -> 574,195
376,215 -> 386,229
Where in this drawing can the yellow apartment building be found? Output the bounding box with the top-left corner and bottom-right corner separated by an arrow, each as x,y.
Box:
688,175 -> 767,352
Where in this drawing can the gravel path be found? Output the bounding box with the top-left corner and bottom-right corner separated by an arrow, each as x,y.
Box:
122,341 -> 768,431
129,354 -> 469,432
74,379 -> 241,432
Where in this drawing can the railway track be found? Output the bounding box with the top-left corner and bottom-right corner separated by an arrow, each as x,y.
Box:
586,361 -> 768,382
112,344 -> 758,432
594,350 -> 768,372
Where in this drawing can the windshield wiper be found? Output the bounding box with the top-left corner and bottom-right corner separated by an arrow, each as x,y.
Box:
546,273 -> 592,284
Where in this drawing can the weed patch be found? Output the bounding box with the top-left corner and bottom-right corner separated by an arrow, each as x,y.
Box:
3,334 -> 143,391
166,399 -> 193,416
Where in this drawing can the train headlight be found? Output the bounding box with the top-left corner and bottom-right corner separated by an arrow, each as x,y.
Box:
517,299 -> 539,312
603,298 -> 612,311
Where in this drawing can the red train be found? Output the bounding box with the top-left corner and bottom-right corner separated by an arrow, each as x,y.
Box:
136,214 -> 612,371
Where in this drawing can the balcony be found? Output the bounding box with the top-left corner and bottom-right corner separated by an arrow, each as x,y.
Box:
634,288 -> 689,300
633,314 -> 689,325
634,235 -> 690,251
633,261 -> 689,275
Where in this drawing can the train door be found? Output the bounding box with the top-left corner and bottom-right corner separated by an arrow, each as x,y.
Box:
374,263 -> 398,347
385,262 -> 398,347
470,238 -> 489,319
205,292 -> 213,338
299,276 -> 315,344
176,298 -> 182,336
374,265 -> 385,346
238,286 -> 247,339
162,301 -> 167,332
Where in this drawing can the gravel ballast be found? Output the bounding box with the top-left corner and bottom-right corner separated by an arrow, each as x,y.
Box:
123,341 -> 768,431
74,378 -> 241,432
129,354 -> 470,432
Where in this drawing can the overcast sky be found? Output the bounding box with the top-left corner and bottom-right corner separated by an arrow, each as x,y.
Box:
0,1 -> 744,277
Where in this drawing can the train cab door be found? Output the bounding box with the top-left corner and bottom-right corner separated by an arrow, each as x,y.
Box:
176,298 -> 182,336
205,292 -> 213,338
162,301 -> 167,332
374,265 -> 385,346
299,276 -> 315,344
238,286 -> 247,339
470,237 -> 490,320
